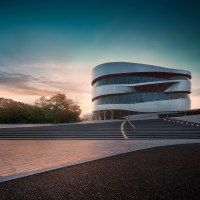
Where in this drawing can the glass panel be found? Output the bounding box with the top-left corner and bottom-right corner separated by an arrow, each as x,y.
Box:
94,93 -> 190,105
94,75 -> 189,87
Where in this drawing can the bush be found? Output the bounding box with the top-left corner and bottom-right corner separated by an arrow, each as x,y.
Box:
0,93 -> 81,123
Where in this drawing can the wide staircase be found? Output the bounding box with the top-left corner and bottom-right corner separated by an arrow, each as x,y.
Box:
0,119 -> 200,140
0,121 -> 124,140
124,119 -> 200,139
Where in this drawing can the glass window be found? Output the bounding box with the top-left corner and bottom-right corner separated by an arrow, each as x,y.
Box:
94,93 -> 190,105
93,75 -> 189,87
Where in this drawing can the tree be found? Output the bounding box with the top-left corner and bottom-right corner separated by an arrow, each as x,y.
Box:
0,93 -> 82,123
0,98 -> 30,123
34,93 -> 81,123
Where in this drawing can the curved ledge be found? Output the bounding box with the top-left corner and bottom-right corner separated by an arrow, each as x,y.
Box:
93,99 -> 191,112
92,79 -> 191,100
92,62 -> 191,85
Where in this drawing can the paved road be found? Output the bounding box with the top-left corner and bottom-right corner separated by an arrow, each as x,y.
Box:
0,118 -> 199,139
125,118 -> 200,139
1,144 -> 200,200
1,139 -> 200,183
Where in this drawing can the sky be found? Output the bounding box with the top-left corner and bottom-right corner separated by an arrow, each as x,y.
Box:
0,0 -> 200,114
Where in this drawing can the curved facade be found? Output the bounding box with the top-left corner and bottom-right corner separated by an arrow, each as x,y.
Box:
92,62 -> 191,120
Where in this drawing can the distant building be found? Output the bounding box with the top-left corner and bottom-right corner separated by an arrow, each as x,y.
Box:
82,113 -> 93,121
92,62 -> 191,120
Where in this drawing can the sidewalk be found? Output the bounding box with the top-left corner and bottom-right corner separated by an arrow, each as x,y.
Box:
1,139 -> 200,182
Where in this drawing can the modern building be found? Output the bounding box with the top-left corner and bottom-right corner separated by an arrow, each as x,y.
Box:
92,62 -> 191,120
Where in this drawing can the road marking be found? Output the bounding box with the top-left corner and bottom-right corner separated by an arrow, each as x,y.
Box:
127,119 -> 136,129
121,121 -> 128,139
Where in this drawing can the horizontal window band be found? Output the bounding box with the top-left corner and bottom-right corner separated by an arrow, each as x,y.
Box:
92,72 -> 190,87
93,92 -> 190,105
92,90 -> 191,101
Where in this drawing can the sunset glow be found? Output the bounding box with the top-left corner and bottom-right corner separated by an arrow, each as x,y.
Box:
0,0 -> 200,114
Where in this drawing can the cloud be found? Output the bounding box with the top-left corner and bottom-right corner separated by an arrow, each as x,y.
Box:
0,70 -> 90,96
0,70 -> 56,95
192,88 -> 200,96
0,61 -> 93,113
0,71 -> 36,84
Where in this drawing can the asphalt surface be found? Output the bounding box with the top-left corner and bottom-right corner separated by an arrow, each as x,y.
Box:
0,143 -> 200,200
0,118 -> 200,139
125,118 -> 200,139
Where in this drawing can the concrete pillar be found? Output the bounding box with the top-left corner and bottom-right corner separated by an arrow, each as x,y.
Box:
94,113 -> 98,120
97,112 -> 101,120
103,111 -> 106,120
111,110 -> 114,120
